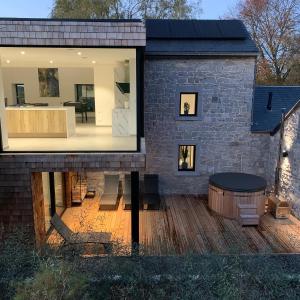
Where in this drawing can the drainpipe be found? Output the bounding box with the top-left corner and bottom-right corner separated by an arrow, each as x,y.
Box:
274,110 -> 285,196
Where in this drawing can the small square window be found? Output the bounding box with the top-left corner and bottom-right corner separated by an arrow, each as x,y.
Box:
180,93 -> 198,116
178,145 -> 196,171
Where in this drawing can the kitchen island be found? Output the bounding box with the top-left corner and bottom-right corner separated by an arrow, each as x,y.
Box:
6,106 -> 76,138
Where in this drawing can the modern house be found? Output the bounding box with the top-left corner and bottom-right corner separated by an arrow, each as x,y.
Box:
0,18 -> 300,253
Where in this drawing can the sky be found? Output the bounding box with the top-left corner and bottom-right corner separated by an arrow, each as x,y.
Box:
0,0 -> 238,19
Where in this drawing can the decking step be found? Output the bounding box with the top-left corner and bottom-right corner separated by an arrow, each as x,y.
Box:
239,214 -> 260,226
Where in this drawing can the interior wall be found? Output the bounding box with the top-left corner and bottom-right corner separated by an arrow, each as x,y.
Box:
0,63 -> 8,149
129,58 -> 137,135
94,65 -> 115,126
2,67 -> 94,106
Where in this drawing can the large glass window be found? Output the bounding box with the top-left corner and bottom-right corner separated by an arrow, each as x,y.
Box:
179,93 -> 198,116
0,47 -> 138,152
178,145 -> 196,171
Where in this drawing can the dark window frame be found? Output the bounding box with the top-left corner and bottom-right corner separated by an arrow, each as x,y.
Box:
179,92 -> 198,117
0,46 -> 144,154
178,144 -> 196,172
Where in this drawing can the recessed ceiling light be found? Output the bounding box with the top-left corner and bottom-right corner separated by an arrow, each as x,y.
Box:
49,60 -> 53,64
20,51 -> 25,55
92,60 -> 96,64
6,59 -> 10,64
77,51 -> 82,56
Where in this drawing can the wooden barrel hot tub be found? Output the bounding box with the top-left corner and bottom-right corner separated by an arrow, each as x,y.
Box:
208,172 -> 267,225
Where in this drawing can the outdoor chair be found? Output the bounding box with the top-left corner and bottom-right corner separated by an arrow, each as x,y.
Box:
99,174 -> 121,210
50,213 -> 112,246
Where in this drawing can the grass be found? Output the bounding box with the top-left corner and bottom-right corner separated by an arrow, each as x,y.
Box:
1,229 -> 300,299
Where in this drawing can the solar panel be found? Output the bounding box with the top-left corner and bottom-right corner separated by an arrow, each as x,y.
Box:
168,20 -> 197,38
193,20 -> 221,39
146,19 -> 249,40
218,20 -> 248,39
146,20 -> 171,38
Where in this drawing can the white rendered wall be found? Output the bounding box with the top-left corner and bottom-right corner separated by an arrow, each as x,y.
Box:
94,65 -> 115,126
2,67 -> 94,106
129,58 -> 137,135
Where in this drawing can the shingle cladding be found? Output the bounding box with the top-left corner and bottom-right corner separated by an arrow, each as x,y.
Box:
252,86 -> 300,133
0,18 -> 146,47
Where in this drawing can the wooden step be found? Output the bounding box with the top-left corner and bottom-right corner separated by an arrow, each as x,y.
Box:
239,214 -> 260,226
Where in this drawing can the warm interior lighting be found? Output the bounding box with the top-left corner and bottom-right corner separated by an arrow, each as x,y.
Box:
92,60 -> 96,64
20,51 -> 25,55
6,59 -> 10,64
49,60 -> 53,64
77,51 -> 82,56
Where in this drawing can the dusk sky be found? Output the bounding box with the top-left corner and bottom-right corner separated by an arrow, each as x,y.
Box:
0,0 -> 238,19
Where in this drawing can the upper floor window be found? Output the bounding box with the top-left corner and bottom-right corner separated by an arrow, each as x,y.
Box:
179,93 -> 198,117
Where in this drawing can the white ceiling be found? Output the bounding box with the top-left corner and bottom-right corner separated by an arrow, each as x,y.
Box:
0,47 -> 135,67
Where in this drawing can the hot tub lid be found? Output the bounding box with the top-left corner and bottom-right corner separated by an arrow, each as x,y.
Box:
209,172 -> 267,193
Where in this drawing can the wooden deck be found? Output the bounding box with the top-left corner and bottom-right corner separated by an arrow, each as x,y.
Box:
47,195 -> 300,255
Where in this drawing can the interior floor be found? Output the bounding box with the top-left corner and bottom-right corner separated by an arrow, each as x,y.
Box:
6,124 -> 137,151
47,195 -> 300,255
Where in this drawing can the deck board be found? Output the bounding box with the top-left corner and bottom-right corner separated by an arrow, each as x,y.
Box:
47,195 -> 300,255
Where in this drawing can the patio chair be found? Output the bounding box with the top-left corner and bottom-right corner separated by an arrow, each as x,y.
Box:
99,175 -> 120,210
122,174 -> 131,210
143,174 -> 161,210
50,213 -> 112,245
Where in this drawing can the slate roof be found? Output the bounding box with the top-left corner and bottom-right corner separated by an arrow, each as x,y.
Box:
252,86 -> 300,133
145,19 -> 259,56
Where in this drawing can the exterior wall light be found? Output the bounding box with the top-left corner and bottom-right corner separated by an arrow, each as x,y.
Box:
282,150 -> 288,157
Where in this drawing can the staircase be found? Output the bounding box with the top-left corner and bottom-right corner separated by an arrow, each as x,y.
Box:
71,173 -> 87,205
238,204 -> 260,226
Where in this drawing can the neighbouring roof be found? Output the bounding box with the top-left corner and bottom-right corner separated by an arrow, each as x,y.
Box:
252,86 -> 300,133
145,19 -> 259,56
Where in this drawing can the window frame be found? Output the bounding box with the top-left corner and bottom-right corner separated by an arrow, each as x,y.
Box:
178,144 -> 196,172
179,92 -> 198,117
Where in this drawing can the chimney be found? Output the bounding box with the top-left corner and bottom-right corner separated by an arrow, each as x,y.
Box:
267,92 -> 273,111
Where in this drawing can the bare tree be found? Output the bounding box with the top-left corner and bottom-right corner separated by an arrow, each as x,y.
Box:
51,0 -> 202,20
228,0 -> 300,84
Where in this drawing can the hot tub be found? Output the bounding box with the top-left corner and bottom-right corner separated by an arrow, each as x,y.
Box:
208,172 -> 267,224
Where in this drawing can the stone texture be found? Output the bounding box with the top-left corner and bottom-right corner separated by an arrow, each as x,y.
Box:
144,57 -> 269,194
267,107 -> 300,218
0,19 -> 146,47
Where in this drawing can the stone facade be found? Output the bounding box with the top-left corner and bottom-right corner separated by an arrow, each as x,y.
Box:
267,107 -> 300,218
144,57 -> 269,194
0,19 -> 146,47
0,151 -> 145,236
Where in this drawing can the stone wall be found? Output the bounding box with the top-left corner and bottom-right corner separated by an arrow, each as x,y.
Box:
0,152 -> 145,236
144,57 -> 269,194
268,107 -> 300,218
0,19 -> 146,47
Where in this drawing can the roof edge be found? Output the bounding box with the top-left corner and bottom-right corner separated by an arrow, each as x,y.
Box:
0,17 -> 142,23
270,98 -> 300,136
145,51 -> 259,57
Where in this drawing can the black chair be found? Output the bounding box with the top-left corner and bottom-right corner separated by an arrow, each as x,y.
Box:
143,174 -> 161,210
64,101 -> 87,123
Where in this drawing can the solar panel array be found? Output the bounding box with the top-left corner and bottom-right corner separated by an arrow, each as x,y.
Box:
146,19 -> 249,40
